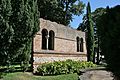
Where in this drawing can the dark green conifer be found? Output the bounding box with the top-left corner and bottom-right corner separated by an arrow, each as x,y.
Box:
0,0 -> 13,66
86,2 -> 95,62
0,0 -> 39,70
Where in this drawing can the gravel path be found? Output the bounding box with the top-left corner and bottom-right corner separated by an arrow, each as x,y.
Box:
79,67 -> 114,80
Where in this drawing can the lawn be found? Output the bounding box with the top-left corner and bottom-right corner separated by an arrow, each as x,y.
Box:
1,72 -> 78,80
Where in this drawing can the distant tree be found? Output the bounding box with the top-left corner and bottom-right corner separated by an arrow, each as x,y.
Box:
78,8 -> 106,30
78,7 -> 106,64
86,2 -> 94,62
91,8 -> 106,64
38,0 -> 85,25
97,5 -> 120,79
77,17 -> 86,31
92,8 -> 106,23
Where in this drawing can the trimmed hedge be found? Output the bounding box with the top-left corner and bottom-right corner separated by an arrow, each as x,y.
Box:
37,59 -> 96,75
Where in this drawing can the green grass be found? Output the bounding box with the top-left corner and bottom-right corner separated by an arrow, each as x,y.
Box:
1,72 -> 78,80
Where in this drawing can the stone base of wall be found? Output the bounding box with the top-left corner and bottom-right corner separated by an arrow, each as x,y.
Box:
33,51 -> 87,73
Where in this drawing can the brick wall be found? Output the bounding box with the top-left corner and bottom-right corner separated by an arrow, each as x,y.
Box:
33,18 -> 87,72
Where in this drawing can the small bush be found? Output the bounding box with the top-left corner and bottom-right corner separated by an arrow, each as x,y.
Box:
0,72 -> 7,79
37,59 -> 96,75
20,61 -> 29,72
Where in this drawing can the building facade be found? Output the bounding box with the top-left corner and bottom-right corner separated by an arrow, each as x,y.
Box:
33,18 -> 87,72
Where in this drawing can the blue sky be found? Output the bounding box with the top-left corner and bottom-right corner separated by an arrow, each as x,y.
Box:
70,0 -> 120,29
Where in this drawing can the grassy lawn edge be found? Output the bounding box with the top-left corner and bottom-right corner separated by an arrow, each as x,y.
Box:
1,72 -> 78,80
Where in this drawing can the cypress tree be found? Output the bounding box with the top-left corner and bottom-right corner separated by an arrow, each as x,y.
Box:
20,0 -> 39,71
0,0 -> 39,70
0,0 -> 14,66
10,0 -> 39,71
86,2 -> 95,62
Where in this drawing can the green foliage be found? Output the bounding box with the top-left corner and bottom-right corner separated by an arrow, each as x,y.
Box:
78,2 -> 95,62
96,5 -> 120,76
38,0 -> 85,25
2,72 -> 78,80
91,8 -> 106,64
0,0 -> 13,66
0,72 -> 7,79
37,59 -> 96,75
78,7 -> 107,64
91,8 -> 106,23
20,61 -> 29,72
0,0 -> 39,71
86,2 -> 95,62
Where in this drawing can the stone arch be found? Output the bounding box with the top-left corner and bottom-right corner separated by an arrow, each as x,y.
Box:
76,37 -> 80,52
48,30 -> 55,50
48,24 -> 57,36
80,38 -> 84,52
42,29 -> 48,50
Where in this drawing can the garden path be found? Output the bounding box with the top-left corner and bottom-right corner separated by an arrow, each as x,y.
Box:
79,67 -> 114,80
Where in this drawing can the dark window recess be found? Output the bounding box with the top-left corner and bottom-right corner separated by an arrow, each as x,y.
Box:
77,37 -> 80,52
80,38 -> 84,52
48,30 -> 55,50
42,29 -> 48,49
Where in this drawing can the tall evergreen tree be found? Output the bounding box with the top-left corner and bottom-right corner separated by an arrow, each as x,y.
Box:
97,5 -> 120,79
0,0 -> 14,66
78,7 -> 106,64
91,8 -> 106,64
0,0 -> 39,70
10,0 -> 39,70
86,2 -> 94,62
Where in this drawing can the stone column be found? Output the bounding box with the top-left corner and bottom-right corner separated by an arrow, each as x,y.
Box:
45,35 -> 49,50
83,39 -> 87,54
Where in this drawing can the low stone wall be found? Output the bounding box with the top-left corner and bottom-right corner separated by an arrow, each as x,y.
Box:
33,51 -> 87,73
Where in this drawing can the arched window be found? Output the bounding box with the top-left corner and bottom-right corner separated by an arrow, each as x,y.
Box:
42,29 -> 48,49
76,37 -> 80,52
48,30 -> 55,50
80,38 -> 84,52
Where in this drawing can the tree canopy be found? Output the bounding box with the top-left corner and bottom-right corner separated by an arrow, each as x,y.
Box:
38,0 -> 85,25
78,8 -> 106,31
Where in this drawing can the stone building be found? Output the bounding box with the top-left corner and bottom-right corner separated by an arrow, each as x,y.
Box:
33,18 -> 87,72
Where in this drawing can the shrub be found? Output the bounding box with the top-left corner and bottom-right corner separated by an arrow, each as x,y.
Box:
37,59 -> 96,75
